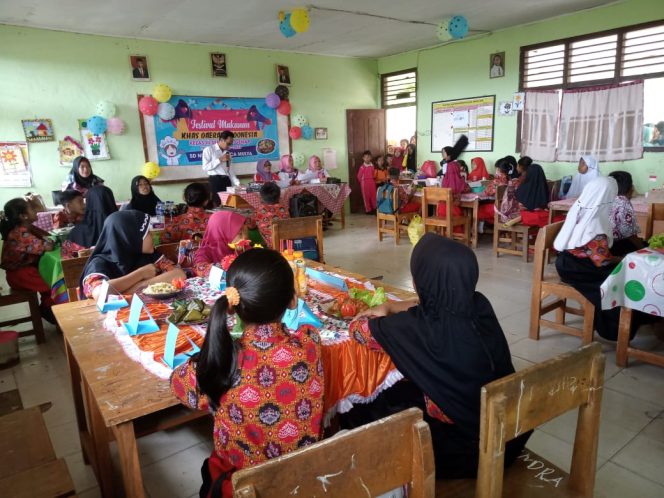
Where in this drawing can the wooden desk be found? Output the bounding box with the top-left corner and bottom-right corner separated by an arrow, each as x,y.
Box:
460,198 -> 480,249
53,264 -> 412,498
549,195 -> 649,232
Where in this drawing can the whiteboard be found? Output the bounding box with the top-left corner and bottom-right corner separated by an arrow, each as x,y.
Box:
431,95 -> 495,152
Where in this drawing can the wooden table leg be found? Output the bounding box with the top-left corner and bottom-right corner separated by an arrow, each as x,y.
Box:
85,381 -> 115,498
113,421 -> 146,498
472,200 -> 479,249
64,340 -> 93,465
340,203 -> 346,229
616,307 -> 633,368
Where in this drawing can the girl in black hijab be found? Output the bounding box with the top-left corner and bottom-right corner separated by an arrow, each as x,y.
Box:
79,210 -> 184,299
63,156 -> 104,196
126,175 -> 161,216
67,185 -> 118,249
515,163 -> 549,211
348,233 -> 530,478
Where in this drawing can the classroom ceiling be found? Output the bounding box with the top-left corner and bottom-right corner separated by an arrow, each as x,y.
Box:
0,0 -> 615,57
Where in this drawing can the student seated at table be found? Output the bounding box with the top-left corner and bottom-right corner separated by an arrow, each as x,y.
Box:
192,210 -> 248,277
170,249 -> 323,498
247,182 -> 289,248
79,210 -> 185,300
609,171 -> 645,257
123,175 -> 161,216
53,189 -> 85,228
299,155 -> 329,184
0,198 -> 56,322
346,233 -> 530,478
253,159 -> 279,183
62,156 -> 104,196
436,161 -> 470,222
161,183 -> 212,244
380,167 -> 420,214
467,157 -> 490,182
62,185 -> 118,259
564,155 -> 601,199
554,176 -> 643,341
514,163 -> 553,228
277,154 -> 300,187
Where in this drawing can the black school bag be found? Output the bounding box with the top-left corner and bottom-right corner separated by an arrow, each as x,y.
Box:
289,192 -> 319,217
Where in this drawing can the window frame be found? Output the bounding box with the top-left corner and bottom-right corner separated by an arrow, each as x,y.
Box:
381,68 -> 418,109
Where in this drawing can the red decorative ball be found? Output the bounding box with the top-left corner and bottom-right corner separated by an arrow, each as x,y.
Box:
289,126 -> 302,139
277,100 -> 292,115
138,96 -> 159,115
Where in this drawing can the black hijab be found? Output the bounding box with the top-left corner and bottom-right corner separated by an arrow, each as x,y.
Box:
80,210 -> 159,287
368,233 -> 515,439
128,175 -> 161,216
405,144 -> 417,173
67,185 -> 118,248
515,163 -> 549,210
69,156 -> 103,189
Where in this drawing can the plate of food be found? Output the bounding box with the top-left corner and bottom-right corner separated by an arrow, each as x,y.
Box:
168,299 -> 211,325
256,139 -> 275,154
319,296 -> 369,321
142,282 -> 180,300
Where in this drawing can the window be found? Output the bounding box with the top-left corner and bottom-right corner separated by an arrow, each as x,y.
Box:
382,69 -> 417,147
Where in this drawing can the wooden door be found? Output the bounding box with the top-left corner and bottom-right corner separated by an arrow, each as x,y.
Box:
346,109 -> 386,213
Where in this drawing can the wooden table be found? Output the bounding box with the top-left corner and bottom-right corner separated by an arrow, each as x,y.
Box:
548,195 -> 649,231
53,264 -> 413,498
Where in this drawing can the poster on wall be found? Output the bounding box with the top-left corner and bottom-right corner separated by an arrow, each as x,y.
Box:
140,94 -> 290,181
0,141 -> 32,187
431,95 -> 495,152
78,119 -> 111,161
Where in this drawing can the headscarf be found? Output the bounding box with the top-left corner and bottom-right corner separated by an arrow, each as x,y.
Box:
515,163 -> 549,211
280,155 -> 298,179
67,185 -> 117,248
69,156 -> 103,190
80,210 -> 158,287
368,233 -> 515,439
441,161 -> 467,194
566,155 -> 601,199
391,148 -> 403,168
554,176 -> 618,252
255,159 -> 273,182
467,157 -> 489,182
128,175 -> 161,216
308,155 -> 321,172
404,144 -> 417,172
193,211 -> 246,265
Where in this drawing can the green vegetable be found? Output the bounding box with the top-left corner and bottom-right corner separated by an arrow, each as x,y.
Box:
648,233 -> 664,249
368,287 -> 386,307
349,287 -> 387,307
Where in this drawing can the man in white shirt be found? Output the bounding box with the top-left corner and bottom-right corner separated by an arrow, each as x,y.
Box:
201,130 -> 240,203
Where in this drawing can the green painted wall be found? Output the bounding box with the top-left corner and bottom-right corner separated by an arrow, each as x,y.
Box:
378,0 -> 664,193
0,25 -> 378,207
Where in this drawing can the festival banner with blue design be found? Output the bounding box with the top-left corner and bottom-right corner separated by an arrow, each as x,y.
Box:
152,95 -> 280,167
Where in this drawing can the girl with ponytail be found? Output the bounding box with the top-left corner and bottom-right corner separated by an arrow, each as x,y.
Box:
170,248 -> 324,498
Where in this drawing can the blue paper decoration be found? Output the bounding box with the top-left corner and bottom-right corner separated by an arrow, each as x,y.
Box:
282,299 -> 322,330
163,323 -> 200,369
123,295 -> 159,336
448,15 -> 469,39
87,115 -> 108,135
301,125 -> 314,140
280,13 -> 296,38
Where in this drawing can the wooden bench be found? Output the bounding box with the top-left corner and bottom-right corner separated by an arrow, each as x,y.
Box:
422,187 -> 471,246
437,343 -> 605,498
232,407 -> 434,497
529,222 -> 595,345
0,290 -> 45,343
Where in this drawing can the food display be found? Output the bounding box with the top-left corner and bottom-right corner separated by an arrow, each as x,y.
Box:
648,233 -> 664,251
144,283 -> 177,295
168,299 -> 211,325
323,295 -> 369,320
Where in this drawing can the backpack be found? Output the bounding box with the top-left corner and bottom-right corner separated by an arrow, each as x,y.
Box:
289,192 -> 319,217
377,184 -> 397,214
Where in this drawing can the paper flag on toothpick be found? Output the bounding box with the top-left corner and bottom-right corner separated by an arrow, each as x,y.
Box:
123,295 -> 159,336
163,322 -> 200,368
96,280 -> 128,313
209,265 -> 225,291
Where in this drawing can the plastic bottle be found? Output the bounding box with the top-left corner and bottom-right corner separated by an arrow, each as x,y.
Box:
293,251 -> 307,297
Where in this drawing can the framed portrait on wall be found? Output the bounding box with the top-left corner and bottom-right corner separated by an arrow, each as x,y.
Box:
210,53 -> 227,77
276,65 -> 291,86
315,127 -> 328,140
490,52 -> 505,79
130,55 -> 150,81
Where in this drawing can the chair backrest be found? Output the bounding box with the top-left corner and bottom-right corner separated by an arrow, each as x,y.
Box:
155,242 -> 179,263
422,187 -> 453,227
232,407 -> 434,498
532,221 -> 564,283
645,202 -> 664,240
377,184 -> 400,215
272,216 -> 325,263
475,343 -> 605,498
62,256 -> 89,302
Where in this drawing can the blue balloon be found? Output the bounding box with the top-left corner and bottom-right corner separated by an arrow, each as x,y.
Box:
301,125 -> 314,140
87,115 -> 107,135
280,13 -> 296,38
448,15 -> 469,39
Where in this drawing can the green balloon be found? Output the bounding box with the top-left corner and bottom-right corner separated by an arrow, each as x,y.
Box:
624,280 -> 646,301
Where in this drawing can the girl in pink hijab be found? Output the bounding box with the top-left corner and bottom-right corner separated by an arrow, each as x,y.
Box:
193,211 -> 247,277
300,155 -> 329,184
277,154 -> 300,187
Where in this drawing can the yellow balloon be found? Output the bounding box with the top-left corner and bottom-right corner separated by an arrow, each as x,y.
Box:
152,84 -> 172,103
290,8 -> 310,33
143,161 -> 160,179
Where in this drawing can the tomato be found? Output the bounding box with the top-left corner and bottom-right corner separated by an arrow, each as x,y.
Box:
171,278 -> 186,290
340,300 -> 357,318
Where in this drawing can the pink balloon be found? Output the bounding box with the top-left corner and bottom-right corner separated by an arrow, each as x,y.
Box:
139,96 -> 159,115
289,126 -> 302,139
277,100 -> 292,115
106,117 -> 126,135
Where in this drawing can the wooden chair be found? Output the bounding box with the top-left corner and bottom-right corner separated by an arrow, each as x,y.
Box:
529,222 -> 595,345
61,255 -> 89,302
438,343 -> 605,498
492,185 -> 531,262
644,202 -> 664,240
232,407 -> 434,498
0,290 -> 45,343
422,187 -> 471,245
272,216 -> 325,263
155,242 -> 179,263
377,187 -> 417,245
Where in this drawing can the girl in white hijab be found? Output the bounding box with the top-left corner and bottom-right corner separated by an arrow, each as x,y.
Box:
564,155 -> 601,199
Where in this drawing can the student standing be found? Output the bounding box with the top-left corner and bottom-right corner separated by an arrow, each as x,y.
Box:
62,156 -> 104,196
202,131 -> 240,200
357,150 -> 377,213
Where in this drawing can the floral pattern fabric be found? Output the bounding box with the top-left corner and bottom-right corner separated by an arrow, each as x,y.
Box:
0,225 -> 48,271
249,204 -> 289,248
60,239 -> 87,260
610,195 -> 640,240
568,234 -> 615,267
161,207 -> 211,244
53,211 -> 83,229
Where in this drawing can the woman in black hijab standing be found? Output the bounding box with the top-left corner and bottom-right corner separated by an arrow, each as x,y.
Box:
348,233 -> 530,478
62,156 -> 104,196
125,175 -> 162,216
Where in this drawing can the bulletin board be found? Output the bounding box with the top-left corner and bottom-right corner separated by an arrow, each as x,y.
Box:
431,95 -> 496,152
139,94 -> 290,184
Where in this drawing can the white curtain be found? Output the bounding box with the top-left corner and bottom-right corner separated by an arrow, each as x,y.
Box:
557,81 -> 644,162
521,91 -> 559,162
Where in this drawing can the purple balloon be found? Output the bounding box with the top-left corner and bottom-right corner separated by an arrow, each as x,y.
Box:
265,93 -> 281,109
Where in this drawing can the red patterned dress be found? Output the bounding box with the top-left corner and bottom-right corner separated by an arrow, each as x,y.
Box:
161,207 -> 211,243
170,322 -> 324,497
249,203 -> 289,248
568,234 -> 615,267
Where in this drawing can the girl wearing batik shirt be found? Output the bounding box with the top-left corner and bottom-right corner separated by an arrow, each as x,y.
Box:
608,171 -> 645,257
170,249 -> 323,498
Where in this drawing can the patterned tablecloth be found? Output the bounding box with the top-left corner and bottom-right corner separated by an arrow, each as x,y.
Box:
220,183 -> 351,215
550,195 -> 648,215
600,248 -> 664,316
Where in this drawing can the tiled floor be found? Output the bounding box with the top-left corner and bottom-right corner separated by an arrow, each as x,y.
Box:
1,214 -> 663,497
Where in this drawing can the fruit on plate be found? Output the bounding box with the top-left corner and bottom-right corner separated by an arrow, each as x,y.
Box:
171,278 -> 186,290
326,295 -> 369,319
